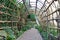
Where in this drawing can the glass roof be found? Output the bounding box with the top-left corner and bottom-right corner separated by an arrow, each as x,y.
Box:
17,0 -> 45,9
17,0 -> 60,26
30,0 -> 45,9
17,0 -> 59,15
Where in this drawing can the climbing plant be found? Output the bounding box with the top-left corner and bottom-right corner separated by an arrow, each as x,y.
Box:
0,0 -> 27,40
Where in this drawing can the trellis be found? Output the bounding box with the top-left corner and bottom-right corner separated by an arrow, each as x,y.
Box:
0,0 -> 28,40
39,0 -> 60,40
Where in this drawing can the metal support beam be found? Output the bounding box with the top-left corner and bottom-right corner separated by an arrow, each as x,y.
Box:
40,0 -> 54,16
38,0 -> 47,15
35,0 -> 38,14
41,19 -> 60,22
22,0 -> 29,14
58,0 -> 60,7
38,0 -> 44,4
56,15 -> 60,40
58,0 -> 60,15
42,8 -> 60,18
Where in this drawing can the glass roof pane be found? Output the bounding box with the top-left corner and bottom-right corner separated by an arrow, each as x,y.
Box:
17,0 -> 45,11
37,1 -> 43,9
30,0 -> 45,9
30,0 -> 36,2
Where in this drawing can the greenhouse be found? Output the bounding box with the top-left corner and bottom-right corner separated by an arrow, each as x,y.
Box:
0,0 -> 60,40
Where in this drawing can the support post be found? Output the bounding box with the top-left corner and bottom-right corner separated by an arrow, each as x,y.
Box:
56,9 -> 60,40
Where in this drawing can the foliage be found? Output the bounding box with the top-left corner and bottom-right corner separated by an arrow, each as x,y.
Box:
0,0 -> 26,40
4,28 -> 15,40
28,14 -> 36,20
0,0 -> 58,40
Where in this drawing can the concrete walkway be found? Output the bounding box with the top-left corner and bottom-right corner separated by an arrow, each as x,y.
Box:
16,28 -> 43,40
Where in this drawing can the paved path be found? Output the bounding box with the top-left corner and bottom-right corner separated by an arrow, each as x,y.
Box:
16,28 -> 43,40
